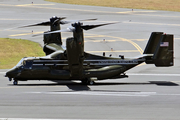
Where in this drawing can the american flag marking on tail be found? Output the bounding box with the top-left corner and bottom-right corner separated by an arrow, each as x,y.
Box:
160,42 -> 169,47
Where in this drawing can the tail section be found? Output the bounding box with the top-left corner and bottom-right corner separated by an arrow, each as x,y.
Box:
143,32 -> 164,54
144,32 -> 174,67
153,34 -> 174,66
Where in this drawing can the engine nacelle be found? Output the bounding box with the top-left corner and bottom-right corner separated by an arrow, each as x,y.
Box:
66,37 -> 84,77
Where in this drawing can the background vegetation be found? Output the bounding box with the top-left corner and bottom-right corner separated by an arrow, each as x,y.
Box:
46,0 -> 180,12
0,38 -> 45,69
2,1 -> 179,69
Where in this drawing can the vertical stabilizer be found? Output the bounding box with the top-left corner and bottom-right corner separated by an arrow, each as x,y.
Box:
144,32 -> 163,64
143,32 -> 163,54
144,32 -> 174,67
153,34 -> 174,67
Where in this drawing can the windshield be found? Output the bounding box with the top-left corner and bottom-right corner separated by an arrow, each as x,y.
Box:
16,58 -> 24,67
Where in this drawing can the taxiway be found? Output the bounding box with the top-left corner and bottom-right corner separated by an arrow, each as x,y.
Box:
0,0 -> 180,119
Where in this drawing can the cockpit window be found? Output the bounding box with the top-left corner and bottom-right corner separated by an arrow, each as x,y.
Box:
23,61 -> 26,65
24,60 -> 33,69
16,58 -> 24,67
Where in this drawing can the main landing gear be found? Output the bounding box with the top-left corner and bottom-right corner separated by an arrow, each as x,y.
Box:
81,77 -> 97,85
120,73 -> 128,78
81,80 -> 95,85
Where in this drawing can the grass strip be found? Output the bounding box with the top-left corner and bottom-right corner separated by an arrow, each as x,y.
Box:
0,38 -> 45,69
46,0 -> 180,12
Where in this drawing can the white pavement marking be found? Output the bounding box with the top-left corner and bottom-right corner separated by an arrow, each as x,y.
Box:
0,119 -> 94,120
0,72 -> 6,74
123,21 -> 180,27
27,91 -> 157,97
128,73 -> 180,76
26,91 -> 180,97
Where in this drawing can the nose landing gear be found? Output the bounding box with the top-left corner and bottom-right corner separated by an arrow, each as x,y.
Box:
8,78 -> 12,81
13,79 -> 18,85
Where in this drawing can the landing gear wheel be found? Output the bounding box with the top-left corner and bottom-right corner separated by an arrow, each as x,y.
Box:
88,81 -> 95,85
9,78 -> 12,81
81,80 -> 95,85
13,80 -> 18,85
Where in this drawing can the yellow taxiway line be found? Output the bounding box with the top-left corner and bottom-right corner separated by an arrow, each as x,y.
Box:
9,32 -> 44,37
9,32 -> 144,54
10,31 -> 180,54
86,33 -> 144,54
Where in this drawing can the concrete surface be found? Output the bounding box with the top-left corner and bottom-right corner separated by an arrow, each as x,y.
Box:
0,0 -> 180,119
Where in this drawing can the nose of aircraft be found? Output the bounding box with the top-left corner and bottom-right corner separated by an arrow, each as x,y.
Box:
5,67 -> 21,79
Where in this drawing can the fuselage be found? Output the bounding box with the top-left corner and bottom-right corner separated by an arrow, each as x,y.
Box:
5,54 -> 145,81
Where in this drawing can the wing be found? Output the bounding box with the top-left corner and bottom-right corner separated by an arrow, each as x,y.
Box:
44,43 -> 65,55
84,52 -> 116,60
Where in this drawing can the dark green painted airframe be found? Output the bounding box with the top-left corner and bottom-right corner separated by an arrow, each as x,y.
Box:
5,20 -> 174,85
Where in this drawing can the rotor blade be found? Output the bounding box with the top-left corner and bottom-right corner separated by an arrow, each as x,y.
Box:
81,22 -> 119,30
59,21 -> 71,25
57,17 -> 66,21
53,17 -> 66,25
32,33 -> 44,37
44,28 -> 74,35
78,18 -> 97,22
32,29 -> 71,37
18,21 -> 50,28
60,18 -> 97,25
18,17 -> 66,28
53,19 -> 60,25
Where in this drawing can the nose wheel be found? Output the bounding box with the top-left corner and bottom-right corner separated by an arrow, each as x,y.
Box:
9,78 -> 12,81
13,80 -> 18,85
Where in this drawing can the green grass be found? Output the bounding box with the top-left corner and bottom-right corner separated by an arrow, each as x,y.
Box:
0,38 -> 45,69
46,0 -> 180,12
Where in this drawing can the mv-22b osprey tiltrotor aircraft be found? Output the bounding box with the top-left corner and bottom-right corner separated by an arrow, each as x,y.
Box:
5,17 -> 174,85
